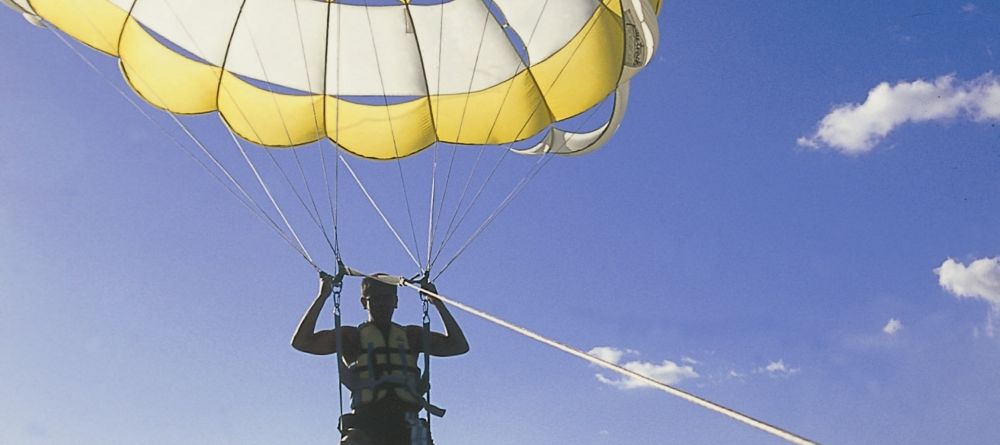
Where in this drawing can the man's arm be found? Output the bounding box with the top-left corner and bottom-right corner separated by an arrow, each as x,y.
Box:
291,272 -> 356,355
413,282 -> 470,357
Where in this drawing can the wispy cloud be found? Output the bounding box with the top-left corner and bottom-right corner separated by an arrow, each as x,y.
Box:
961,3 -> 977,13
757,359 -> 800,377
587,346 -> 698,390
883,318 -> 904,335
798,73 -> 1000,154
936,257 -> 1000,336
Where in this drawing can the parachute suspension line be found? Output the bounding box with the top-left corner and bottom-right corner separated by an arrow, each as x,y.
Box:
401,282 -> 819,445
338,153 -> 423,270
429,0 -> 559,268
421,292 -> 434,433
262,147 -> 339,256
399,1 -> 446,277
434,97 -> 606,278
427,5 -> 502,266
435,1 -> 616,277
425,145 -> 439,272
332,275 -> 346,432
289,0 -> 342,262
226,128 -> 317,268
330,0 -> 345,262
235,23 -> 340,261
425,3 -> 450,267
44,22 -> 320,271
428,145 -> 489,268
433,150 -> 544,280
320,142 -> 342,261
430,147 -> 459,255
145,1 -> 326,270
361,0 -> 425,266
428,147 -> 510,270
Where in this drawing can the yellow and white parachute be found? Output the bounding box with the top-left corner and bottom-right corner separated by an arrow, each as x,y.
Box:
5,0 -> 660,158
4,0 -> 662,275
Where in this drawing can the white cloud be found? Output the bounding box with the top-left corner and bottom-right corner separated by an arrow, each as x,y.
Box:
935,257 -> 1000,309
883,318 -> 904,335
962,3 -> 977,13
587,346 -> 699,390
588,346 -> 633,364
798,73 -> 1000,154
936,257 -> 1000,337
758,360 -> 800,377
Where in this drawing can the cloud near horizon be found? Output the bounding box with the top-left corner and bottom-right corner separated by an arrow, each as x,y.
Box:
587,346 -> 699,390
798,73 -> 1000,155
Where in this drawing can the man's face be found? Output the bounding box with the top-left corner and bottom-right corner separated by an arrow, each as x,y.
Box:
363,286 -> 398,323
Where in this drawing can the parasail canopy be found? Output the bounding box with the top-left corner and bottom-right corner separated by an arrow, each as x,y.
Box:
8,0 -> 661,159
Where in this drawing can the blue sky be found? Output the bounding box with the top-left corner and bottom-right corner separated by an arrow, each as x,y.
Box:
2,2 -> 999,444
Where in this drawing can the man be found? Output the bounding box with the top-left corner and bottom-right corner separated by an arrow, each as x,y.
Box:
292,272 -> 469,445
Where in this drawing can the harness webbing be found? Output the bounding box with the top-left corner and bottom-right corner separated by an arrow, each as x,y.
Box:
332,277 -> 345,433
421,296 -> 433,433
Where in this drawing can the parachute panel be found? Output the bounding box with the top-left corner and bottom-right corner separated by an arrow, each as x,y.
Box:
129,0 -> 242,67
326,98 -> 436,160
119,17 -> 221,114
325,5 -> 427,97
225,0 -> 328,95
30,0 -> 129,55
530,4 -> 623,121
491,0 -> 599,65
218,72 -> 326,147
408,0 -> 525,96
432,70 -> 552,145
20,0 -> 661,158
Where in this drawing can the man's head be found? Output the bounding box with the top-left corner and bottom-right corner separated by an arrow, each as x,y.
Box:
361,274 -> 398,324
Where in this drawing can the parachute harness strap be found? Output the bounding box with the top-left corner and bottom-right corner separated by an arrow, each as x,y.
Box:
331,264 -> 347,432
420,277 -> 434,433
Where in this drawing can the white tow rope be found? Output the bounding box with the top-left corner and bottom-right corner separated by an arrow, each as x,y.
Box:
394,280 -> 819,445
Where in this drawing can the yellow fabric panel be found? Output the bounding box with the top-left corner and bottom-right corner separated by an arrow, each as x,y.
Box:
530,6 -> 623,121
432,70 -> 553,145
603,0 -> 623,16
326,97 -> 436,160
118,18 -> 221,114
652,0 -> 662,14
30,0 -> 128,55
217,73 -> 326,147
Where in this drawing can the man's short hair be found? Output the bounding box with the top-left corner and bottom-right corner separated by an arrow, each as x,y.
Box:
361,273 -> 397,295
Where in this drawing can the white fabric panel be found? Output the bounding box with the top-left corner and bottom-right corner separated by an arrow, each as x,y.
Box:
109,0 -> 135,10
409,0 -> 525,95
491,0 -> 598,65
326,4 -> 426,97
513,83 -> 629,155
619,0 -> 659,83
131,0 -> 241,65
3,0 -> 33,14
225,0 -> 328,94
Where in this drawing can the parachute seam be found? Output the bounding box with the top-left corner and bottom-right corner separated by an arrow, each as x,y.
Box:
360,0 -> 425,265
399,1 -> 443,271
400,2 -> 441,147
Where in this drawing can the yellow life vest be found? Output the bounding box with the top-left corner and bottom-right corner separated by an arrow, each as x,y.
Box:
349,322 -> 422,409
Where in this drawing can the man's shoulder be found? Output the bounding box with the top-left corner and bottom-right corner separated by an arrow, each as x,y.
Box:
401,324 -> 424,334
